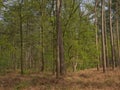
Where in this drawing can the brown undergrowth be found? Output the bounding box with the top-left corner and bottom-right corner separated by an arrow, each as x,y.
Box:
0,68 -> 120,90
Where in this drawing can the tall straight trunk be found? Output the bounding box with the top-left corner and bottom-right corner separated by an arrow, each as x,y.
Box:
58,0 -> 65,76
56,0 -> 65,77
116,1 -> 120,67
12,42 -> 17,70
52,32 -> 56,74
95,0 -> 100,70
101,0 -> 106,73
19,0 -> 24,75
25,16 -> 28,70
56,0 -> 61,78
109,0 -> 115,70
51,0 -> 56,75
40,0 -> 45,72
104,10 -> 109,68
41,26 -> 44,72
114,31 -> 117,67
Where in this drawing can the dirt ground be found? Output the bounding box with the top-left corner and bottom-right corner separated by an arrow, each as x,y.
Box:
0,68 -> 120,90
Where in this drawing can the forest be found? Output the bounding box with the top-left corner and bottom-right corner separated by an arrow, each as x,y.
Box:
0,0 -> 120,90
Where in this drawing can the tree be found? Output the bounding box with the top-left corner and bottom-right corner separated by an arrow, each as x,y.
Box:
109,0 -> 115,70
101,0 -> 106,72
115,0 -> 120,67
19,0 -> 24,74
94,0 -> 100,70
56,0 -> 65,77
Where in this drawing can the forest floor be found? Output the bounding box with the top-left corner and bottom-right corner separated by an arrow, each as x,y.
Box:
0,68 -> 120,90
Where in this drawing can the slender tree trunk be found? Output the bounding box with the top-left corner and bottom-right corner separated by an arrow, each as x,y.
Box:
104,10 -> 109,68
114,31 -> 117,67
116,1 -> 120,67
41,26 -> 44,72
101,0 -> 106,73
51,0 -> 56,75
58,0 -> 65,76
56,0 -> 60,78
56,0 -> 65,78
12,41 -> 17,70
72,61 -> 77,72
19,0 -> 24,75
95,0 -> 100,71
109,0 -> 115,70
40,0 -> 45,72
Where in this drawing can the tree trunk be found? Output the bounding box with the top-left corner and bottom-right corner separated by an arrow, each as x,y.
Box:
72,62 -> 77,72
19,0 -> 24,75
95,0 -> 100,71
109,0 -> 115,70
116,1 -> 120,67
104,9 -> 109,68
40,0 -> 45,72
56,0 -> 65,78
101,0 -> 106,73
41,26 -> 44,72
51,0 -> 56,75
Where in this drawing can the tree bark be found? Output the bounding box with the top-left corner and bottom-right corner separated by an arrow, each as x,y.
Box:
109,0 -> 115,70
95,0 -> 100,71
19,0 -> 24,75
40,0 -> 45,72
104,9 -> 109,68
101,0 -> 106,73
56,0 -> 65,78
41,26 -> 44,72
115,0 -> 120,67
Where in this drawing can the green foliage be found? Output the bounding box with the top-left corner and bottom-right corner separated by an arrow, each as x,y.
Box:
0,0 -> 99,73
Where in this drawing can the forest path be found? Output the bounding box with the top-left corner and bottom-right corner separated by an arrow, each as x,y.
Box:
0,68 -> 120,90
